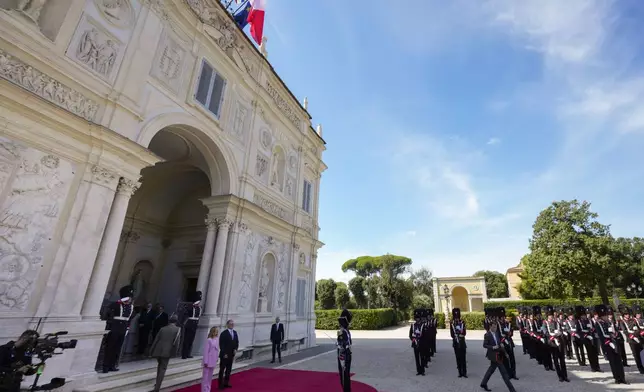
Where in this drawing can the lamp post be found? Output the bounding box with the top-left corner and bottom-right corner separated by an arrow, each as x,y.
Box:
443,284 -> 451,323
627,283 -> 643,304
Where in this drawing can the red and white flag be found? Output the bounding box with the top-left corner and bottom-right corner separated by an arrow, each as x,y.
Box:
248,0 -> 266,45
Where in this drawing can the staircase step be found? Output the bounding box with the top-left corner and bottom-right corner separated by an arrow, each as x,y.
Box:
74,358 -> 248,392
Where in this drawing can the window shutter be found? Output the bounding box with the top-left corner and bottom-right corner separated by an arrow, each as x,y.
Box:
195,61 -> 213,106
209,73 -> 226,116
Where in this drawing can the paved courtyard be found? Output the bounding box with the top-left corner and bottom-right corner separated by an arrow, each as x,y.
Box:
255,325 -> 644,391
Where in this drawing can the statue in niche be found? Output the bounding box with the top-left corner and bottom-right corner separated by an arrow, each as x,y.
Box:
285,177 -> 293,196
130,267 -> 148,305
16,0 -> 48,24
258,264 -> 270,313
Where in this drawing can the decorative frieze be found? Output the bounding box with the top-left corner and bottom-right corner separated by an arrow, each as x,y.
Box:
0,49 -> 99,121
265,81 -> 301,129
90,165 -> 118,186
95,0 -> 135,29
253,192 -> 292,223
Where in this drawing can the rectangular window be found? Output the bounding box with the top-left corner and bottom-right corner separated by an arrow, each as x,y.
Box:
296,278 -> 307,317
302,180 -> 312,213
195,60 -> 226,118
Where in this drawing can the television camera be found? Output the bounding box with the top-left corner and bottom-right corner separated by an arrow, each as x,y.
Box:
13,331 -> 77,391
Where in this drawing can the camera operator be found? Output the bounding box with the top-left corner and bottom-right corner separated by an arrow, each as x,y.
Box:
0,330 -> 39,391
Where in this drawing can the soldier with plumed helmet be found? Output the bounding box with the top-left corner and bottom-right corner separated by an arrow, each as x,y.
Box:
337,309 -> 353,391
595,304 -> 628,384
102,285 -> 135,373
618,305 -> 644,374
496,307 -> 517,380
450,307 -> 467,378
409,309 -> 425,376
419,309 -> 431,368
181,290 -> 202,359
544,305 -> 569,382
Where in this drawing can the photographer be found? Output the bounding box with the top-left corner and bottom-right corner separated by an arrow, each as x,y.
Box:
0,330 -> 39,391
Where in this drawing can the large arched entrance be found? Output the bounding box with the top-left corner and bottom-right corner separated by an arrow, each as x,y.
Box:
452,286 -> 470,312
99,124 -> 231,364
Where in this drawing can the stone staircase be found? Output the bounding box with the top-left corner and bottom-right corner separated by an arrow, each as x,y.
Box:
73,357 -> 249,392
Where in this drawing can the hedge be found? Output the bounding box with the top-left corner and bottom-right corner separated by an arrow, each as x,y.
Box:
315,308 -> 405,330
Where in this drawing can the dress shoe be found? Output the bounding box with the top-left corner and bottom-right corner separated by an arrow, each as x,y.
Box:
564,378 -> 570,382
270,360 -> 275,363
480,385 -> 491,391
463,375 -> 468,378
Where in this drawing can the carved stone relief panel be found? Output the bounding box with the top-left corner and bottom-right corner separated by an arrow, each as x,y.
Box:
0,49 -> 99,121
0,136 -> 76,311
253,192 -> 294,223
255,152 -> 269,184
150,30 -> 186,94
258,127 -> 272,152
265,81 -> 301,130
255,235 -> 288,313
236,230 -> 256,312
287,153 -> 298,174
230,102 -> 249,142
94,0 -> 135,29
284,175 -> 295,201
66,14 -> 125,83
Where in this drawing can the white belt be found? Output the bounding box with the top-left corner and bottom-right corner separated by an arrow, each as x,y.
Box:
113,316 -> 129,321
188,317 -> 199,320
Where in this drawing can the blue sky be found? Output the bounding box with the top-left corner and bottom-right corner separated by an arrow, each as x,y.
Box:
239,0 -> 644,282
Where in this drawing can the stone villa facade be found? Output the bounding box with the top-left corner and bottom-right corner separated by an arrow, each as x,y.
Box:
0,0 -> 325,388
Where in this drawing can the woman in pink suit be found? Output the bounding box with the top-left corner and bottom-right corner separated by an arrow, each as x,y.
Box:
201,327 -> 220,392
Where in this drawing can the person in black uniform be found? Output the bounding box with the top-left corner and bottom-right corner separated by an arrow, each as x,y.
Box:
337,309 -> 353,392
516,307 -> 529,356
497,307 -> 517,380
419,309 -> 431,368
569,305 -> 586,366
181,291 -> 202,359
450,308 -> 467,378
577,306 -> 601,372
559,307 -> 574,360
620,306 -> 644,374
409,309 -> 425,376
102,285 -> 134,373
425,308 -> 437,357
544,305 -> 569,382
610,306 -> 629,367
137,302 -> 153,355
596,304 -> 628,384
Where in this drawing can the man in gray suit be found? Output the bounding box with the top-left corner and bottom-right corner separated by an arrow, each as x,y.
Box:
150,314 -> 181,392
480,322 -> 517,392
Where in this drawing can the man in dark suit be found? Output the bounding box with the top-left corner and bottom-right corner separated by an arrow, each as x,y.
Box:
138,302 -> 153,355
480,322 -> 517,392
218,319 -> 239,389
270,317 -> 285,363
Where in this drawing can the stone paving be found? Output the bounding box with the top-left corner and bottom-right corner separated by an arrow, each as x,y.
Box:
261,325 -> 644,391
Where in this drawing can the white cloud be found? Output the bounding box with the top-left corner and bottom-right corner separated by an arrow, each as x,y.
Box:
486,137 -> 501,145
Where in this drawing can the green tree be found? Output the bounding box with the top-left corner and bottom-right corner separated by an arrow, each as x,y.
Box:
341,256 -> 382,277
524,199 -> 619,304
364,276 -> 381,308
316,279 -> 337,310
379,254 -> 413,310
334,285 -> 351,309
412,294 -> 433,310
410,266 -> 434,299
348,277 -> 368,308
473,270 -> 509,298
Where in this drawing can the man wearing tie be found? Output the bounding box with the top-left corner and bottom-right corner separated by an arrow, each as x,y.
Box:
218,319 -> 239,390
480,322 -> 517,392
270,316 -> 285,363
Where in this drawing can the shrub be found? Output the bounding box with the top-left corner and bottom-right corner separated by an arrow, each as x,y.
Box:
315,308 -> 400,330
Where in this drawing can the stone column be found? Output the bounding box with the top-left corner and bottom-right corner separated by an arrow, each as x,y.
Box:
204,218 -> 233,315
81,178 -> 140,318
468,296 -> 473,313
289,244 -> 300,318
196,214 -> 218,296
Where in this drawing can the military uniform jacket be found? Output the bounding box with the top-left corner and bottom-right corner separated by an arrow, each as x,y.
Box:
544,320 -> 562,348
420,321 -> 431,346
183,304 -> 202,324
105,300 -> 133,333
576,318 -> 594,342
622,319 -> 642,345
427,317 -> 437,335
516,317 -> 527,334
450,320 -> 467,348
596,319 -> 617,349
409,322 -> 423,348
337,327 -> 352,354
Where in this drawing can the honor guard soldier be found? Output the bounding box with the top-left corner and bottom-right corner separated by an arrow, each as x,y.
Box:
102,285 -> 134,373
611,305 -> 629,367
337,309 -> 353,392
419,309 -> 431,367
596,304 -> 628,384
533,306 -> 553,370
516,307 -> 529,356
182,291 -> 202,359
427,308 -> 437,356
577,306 -> 601,372
410,309 -> 426,375
450,308 -> 467,378
526,308 -> 539,362
544,305 -> 569,382
497,307 -> 518,380
569,306 -> 587,367
561,307 -> 574,360
484,308 -> 492,331
620,305 -> 644,374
